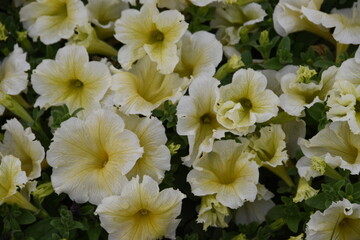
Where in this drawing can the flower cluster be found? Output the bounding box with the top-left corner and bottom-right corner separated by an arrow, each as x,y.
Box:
1,0 -> 360,239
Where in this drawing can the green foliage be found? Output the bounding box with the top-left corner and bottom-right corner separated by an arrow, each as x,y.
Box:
152,100 -> 178,128
185,6 -> 216,32
50,105 -> 83,130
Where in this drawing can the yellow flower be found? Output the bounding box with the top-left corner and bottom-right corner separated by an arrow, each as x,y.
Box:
114,0 -> 188,74
19,0 -> 88,44
187,140 -> 259,209
96,175 -> 185,240
0,118 -> 45,180
47,109 -> 143,205
31,45 -> 111,116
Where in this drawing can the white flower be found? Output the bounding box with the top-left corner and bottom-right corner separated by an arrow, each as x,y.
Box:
114,0 -> 188,74
187,140 -> 259,209
302,0 -> 360,44
174,31 -> 222,81
47,109 -> 144,205
96,175 -> 185,240
298,121 -> 360,175
336,46 -> 360,85
281,117 -> 306,158
216,68 -> 279,132
177,76 -> 226,166
19,0 -> 88,44
0,118 -> 45,180
306,199 -> 360,240
110,56 -> 183,117
31,45 -> 111,116
120,113 -> 171,183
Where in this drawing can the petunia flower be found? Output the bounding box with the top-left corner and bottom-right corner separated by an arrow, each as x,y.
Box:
335,46 -> 360,85
0,118 -> 45,180
114,0 -> 188,74
110,56 -> 183,117
216,68 -> 279,133
120,113 -> 171,183
187,140 -> 259,209
306,199 -> 360,240
177,76 -> 227,166
47,109 -> 144,205
31,45 -> 111,116
96,175 -> 185,240
0,44 -> 30,115
19,0 -> 88,44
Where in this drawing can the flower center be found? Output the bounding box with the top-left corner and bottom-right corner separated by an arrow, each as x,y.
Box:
150,30 -> 165,43
138,209 -> 149,216
201,113 -> 212,124
239,98 -> 252,110
69,79 -> 84,88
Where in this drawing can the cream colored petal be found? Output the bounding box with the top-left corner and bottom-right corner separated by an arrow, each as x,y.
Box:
144,42 -> 179,74
153,10 -> 188,43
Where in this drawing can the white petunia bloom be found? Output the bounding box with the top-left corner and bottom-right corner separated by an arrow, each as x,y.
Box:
235,184 -> 275,225
279,66 -> 337,116
298,121 -> 360,175
110,56 -> 183,117
174,31 -> 223,82
216,68 -> 279,133
273,0 -> 324,37
0,44 -> 30,115
177,76 -> 227,166
47,109 -> 144,205
306,199 -> 360,240
114,0 -> 188,74
187,140 -> 259,209
0,118 -> 45,180
302,0 -> 360,44
96,175 -> 185,240
31,45 -> 111,116
120,113 -> 171,183
327,80 -> 360,134
281,117 -> 306,158
210,3 -> 266,45
336,47 -> 360,85
19,0 -> 88,44
86,0 -> 128,38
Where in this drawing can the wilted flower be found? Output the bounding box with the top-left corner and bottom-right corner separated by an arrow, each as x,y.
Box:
293,177 -> 319,203
110,56 -> 183,117
306,199 -> 360,240
114,0 -> 188,74
31,45 -> 111,116
187,140 -> 259,209
0,118 -> 45,180
19,0 -> 88,44
47,109 -> 143,205
96,175 -> 185,240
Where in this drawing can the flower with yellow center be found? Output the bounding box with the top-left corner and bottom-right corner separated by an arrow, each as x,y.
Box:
114,0 -> 188,74
31,45 -> 111,116
187,140 -> 259,209
0,118 -> 45,180
96,175 -> 185,240
47,109 -> 144,205
110,56 -> 183,117
19,0 -> 88,44
306,199 -> 360,240
216,68 -> 279,133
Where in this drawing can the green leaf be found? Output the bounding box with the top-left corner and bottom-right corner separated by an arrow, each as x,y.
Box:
16,210 -> 36,225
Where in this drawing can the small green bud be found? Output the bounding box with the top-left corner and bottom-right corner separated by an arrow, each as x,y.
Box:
259,30 -> 269,46
232,233 -> 247,240
0,22 -> 8,41
167,142 -> 181,156
33,182 -> 54,203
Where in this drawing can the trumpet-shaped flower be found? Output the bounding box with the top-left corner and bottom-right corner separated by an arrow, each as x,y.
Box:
327,80 -> 360,134
0,118 -> 45,180
302,0 -> 360,44
216,68 -> 279,133
336,46 -> 360,85
110,56 -> 183,116
174,31 -> 222,82
279,66 -> 337,116
306,199 -> 360,240
114,0 -> 188,74
187,140 -> 259,209
31,45 -> 111,116
299,121 -> 360,175
177,76 -> 226,166
120,113 -> 171,183
96,175 -> 185,240
19,0 -> 88,44
47,109 -> 144,205
210,3 -> 266,45
248,124 -> 288,167
197,194 -> 230,231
